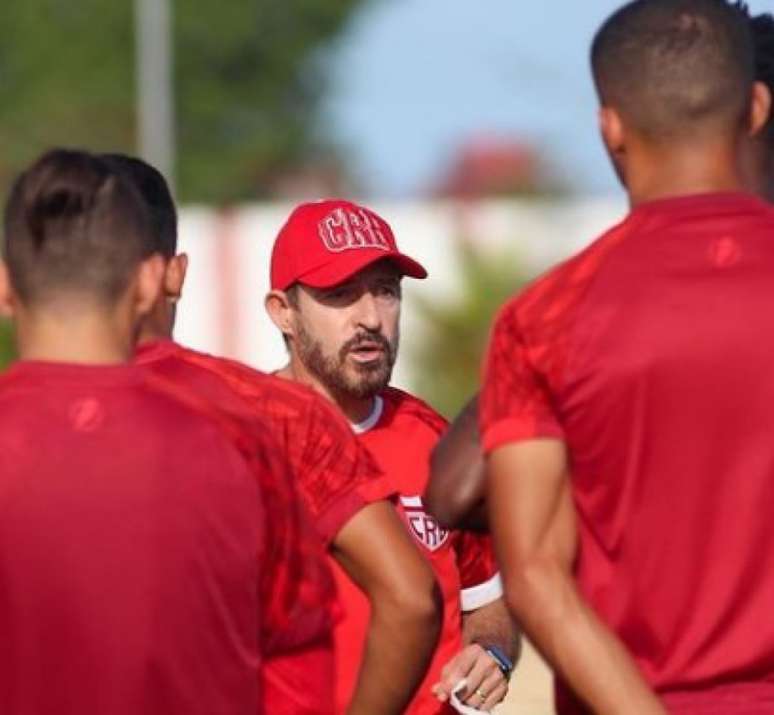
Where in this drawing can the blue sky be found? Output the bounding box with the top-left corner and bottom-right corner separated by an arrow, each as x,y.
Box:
324,0 -> 774,198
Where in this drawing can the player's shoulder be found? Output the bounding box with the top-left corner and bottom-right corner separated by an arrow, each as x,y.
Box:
169,343 -> 291,406
497,214 -> 635,333
171,343 -> 265,384
0,365 -> 33,396
137,370 -> 260,460
380,386 -> 448,436
0,367 -> 48,424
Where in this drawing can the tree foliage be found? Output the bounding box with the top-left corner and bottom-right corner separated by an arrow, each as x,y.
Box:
0,0 -> 366,202
0,321 -> 14,370
410,239 -> 531,419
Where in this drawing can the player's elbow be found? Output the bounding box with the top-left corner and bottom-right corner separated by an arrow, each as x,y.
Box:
423,474 -> 463,530
502,553 -> 568,622
425,453 -> 484,530
371,569 -> 443,644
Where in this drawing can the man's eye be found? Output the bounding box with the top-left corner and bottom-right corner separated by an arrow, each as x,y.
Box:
377,285 -> 399,298
328,287 -> 352,300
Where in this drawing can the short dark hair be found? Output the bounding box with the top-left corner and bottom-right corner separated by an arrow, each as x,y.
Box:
591,0 -> 755,140
3,148 -> 154,306
101,153 -> 177,257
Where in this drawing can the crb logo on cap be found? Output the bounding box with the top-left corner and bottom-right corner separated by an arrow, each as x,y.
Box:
318,207 -> 391,254
400,495 -> 450,552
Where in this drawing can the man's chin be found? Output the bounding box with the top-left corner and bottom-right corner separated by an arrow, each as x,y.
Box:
342,367 -> 391,399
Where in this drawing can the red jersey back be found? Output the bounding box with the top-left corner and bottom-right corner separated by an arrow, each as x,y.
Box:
136,340 -> 340,715
332,387 -> 502,715
137,340 -> 333,652
149,343 -> 396,544
481,193 -> 774,713
136,340 -> 394,715
0,361 -> 264,715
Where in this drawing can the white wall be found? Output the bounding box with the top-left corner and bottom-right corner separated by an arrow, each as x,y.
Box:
174,197 -> 627,389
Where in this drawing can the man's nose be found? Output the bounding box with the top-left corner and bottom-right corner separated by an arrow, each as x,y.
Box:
353,292 -> 382,332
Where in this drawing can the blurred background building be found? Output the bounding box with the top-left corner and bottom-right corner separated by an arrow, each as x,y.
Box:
2,1 -> 773,711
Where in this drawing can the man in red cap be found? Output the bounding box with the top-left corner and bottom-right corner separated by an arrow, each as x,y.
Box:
266,200 -> 519,715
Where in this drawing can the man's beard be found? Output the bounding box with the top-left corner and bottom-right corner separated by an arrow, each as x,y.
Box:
295,322 -> 399,400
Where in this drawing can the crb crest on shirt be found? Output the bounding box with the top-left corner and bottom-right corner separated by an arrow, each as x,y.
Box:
399,495 -> 450,552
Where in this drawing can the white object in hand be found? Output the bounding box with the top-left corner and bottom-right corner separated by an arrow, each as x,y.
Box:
450,678 -> 491,715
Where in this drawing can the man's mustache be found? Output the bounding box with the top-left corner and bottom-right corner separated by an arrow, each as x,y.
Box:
339,332 -> 394,362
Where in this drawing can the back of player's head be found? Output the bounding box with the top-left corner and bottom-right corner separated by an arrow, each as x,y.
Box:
101,153 -> 177,257
591,0 -> 754,141
3,148 -> 154,307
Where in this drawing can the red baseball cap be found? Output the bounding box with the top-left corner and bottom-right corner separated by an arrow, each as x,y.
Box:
270,199 -> 428,290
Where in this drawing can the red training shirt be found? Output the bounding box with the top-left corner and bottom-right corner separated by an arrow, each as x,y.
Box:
0,361 -> 265,715
481,193 -> 774,714
136,339 -> 394,715
332,387 -> 502,715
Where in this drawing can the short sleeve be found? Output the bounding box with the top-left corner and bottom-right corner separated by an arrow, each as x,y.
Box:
294,397 -> 396,544
480,302 -> 564,454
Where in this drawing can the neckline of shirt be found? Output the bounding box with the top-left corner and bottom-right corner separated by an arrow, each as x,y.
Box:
135,337 -> 178,363
351,395 -> 384,434
8,359 -> 143,386
631,191 -> 768,218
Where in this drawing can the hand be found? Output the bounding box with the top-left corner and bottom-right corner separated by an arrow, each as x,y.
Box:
431,643 -> 509,712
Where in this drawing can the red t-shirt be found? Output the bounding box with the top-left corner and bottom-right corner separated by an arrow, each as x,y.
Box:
332,387 -> 502,715
481,193 -> 774,714
136,340 -> 394,715
0,361 -> 265,715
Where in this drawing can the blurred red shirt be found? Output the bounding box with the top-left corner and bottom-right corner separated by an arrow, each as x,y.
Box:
0,360 -> 265,715
137,339 -> 394,714
482,193 -> 774,714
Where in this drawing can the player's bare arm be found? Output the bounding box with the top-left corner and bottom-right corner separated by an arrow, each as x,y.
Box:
425,393 -> 488,531
432,597 -> 519,712
489,439 -> 667,715
332,500 -> 442,715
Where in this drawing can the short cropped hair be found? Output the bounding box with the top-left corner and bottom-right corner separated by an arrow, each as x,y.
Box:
3,148 -> 154,306
591,0 -> 755,140
101,153 -> 177,257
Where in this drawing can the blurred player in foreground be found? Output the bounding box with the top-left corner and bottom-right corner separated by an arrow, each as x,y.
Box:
101,154 -> 339,714
426,3 -> 774,532
266,200 -> 519,715
0,149 -> 267,714
107,155 -> 442,715
481,1 -> 774,713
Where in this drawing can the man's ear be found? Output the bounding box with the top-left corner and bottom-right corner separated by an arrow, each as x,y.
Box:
599,106 -> 625,157
0,261 -> 16,318
265,290 -> 296,341
598,105 -> 628,187
135,254 -> 166,317
164,253 -> 189,303
749,81 -> 772,138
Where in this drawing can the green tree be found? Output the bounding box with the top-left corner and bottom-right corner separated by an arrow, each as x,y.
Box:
410,239 -> 531,419
0,0 -> 367,202
0,320 -> 14,370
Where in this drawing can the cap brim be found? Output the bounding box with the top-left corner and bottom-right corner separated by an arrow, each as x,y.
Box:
297,251 -> 428,289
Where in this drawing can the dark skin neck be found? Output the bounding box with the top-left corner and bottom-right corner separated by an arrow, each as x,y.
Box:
624,133 -> 747,207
